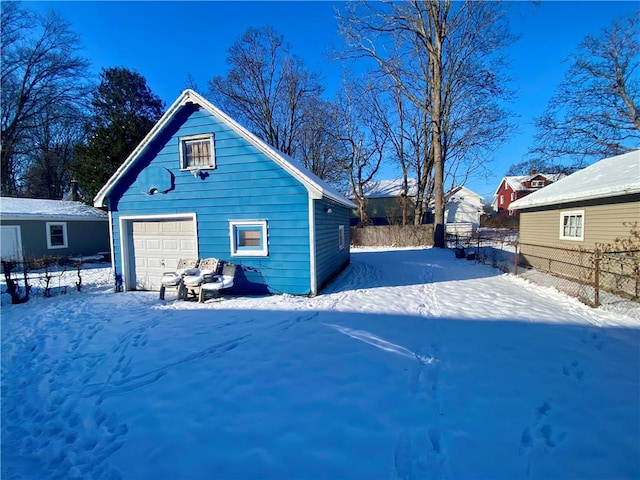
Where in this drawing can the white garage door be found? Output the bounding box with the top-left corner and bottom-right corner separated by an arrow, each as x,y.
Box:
131,218 -> 197,291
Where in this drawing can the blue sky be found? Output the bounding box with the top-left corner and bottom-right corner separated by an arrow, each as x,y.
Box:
28,1 -> 639,201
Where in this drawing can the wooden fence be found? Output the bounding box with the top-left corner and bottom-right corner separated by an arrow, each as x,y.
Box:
350,225 -> 434,247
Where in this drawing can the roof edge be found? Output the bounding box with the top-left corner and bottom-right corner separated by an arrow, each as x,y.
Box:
94,89 -> 355,209
509,187 -> 640,211
1,215 -> 108,221
94,90 -> 195,207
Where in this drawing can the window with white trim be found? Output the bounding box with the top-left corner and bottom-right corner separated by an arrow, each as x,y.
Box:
230,220 -> 268,256
338,225 -> 345,250
560,210 -> 584,241
46,222 -> 68,249
531,180 -> 545,188
180,134 -> 215,169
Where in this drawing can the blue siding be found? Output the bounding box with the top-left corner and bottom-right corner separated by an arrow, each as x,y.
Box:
314,198 -> 351,291
109,104 -> 313,295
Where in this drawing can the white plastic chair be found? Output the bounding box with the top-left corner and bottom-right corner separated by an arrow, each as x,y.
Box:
199,262 -> 237,302
181,257 -> 220,300
159,258 -> 199,300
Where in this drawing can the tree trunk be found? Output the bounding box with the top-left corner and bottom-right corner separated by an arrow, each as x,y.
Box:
429,0 -> 446,248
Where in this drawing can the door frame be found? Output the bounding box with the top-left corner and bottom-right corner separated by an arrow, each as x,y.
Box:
119,213 -> 198,291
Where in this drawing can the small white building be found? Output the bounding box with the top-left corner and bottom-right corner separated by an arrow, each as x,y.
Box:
444,185 -> 485,232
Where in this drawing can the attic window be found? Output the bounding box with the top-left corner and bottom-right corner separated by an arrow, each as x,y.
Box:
180,134 -> 215,170
531,180 -> 545,188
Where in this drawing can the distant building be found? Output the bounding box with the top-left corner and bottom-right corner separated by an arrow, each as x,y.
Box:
351,180 -> 484,231
492,170 -> 566,215
0,197 -> 109,262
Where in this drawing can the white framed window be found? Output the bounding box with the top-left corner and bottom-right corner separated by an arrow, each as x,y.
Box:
230,220 -> 268,257
338,225 -> 345,250
179,134 -> 215,170
46,222 -> 68,249
499,194 -> 504,205
510,192 -> 515,201
560,210 -> 584,241
531,180 -> 545,188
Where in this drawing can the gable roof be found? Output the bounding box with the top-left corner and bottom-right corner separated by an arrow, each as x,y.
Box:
359,179 -> 419,199
509,150 -> 640,210
1,197 -> 107,221
94,89 -> 355,209
445,186 -> 484,206
493,172 -> 566,196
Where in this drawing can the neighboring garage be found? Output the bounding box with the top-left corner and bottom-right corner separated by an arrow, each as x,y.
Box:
122,215 -> 197,290
1,197 -> 109,263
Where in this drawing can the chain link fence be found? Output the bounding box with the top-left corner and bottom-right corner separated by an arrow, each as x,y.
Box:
447,229 -> 640,307
447,228 -> 519,274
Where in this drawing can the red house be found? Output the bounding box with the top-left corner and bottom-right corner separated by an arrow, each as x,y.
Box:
492,170 -> 566,215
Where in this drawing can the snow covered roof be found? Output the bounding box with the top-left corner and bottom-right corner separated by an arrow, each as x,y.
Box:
0,197 -> 108,221
494,173 -> 566,196
360,179 -> 418,199
357,181 -> 484,209
509,150 -> 640,210
445,185 -> 484,205
94,89 -> 356,209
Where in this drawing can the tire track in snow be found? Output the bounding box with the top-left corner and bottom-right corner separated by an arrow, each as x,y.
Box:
84,334 -> 252,401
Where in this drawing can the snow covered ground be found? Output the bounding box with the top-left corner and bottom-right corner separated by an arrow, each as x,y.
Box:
2,247 -> 639,480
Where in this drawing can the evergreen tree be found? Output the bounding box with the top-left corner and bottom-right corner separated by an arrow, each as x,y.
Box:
72,67 -> 164,202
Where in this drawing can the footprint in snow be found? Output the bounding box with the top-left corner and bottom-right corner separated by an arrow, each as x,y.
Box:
562,360 -> 584,381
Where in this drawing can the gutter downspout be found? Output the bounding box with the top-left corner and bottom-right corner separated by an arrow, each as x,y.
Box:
308,196 -> 317,296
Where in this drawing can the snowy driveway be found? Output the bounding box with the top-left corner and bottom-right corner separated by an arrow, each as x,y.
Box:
2,247 -> 639,479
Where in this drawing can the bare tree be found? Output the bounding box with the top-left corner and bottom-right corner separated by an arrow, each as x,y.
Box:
208,27 -> 323,157
297,97 -> 347,186
337,79 -> 387,226
22,102 -> 87,199
1,2 -> 90,196
369,74 -> 433,226
530,11 -> 640,165
338,0 -> 515,246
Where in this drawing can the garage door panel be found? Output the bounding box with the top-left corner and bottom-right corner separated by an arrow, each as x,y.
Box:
162,239 -> 179,250
180,239 -> 196,250
146,258 -> 163,268
130,218 -> 196,291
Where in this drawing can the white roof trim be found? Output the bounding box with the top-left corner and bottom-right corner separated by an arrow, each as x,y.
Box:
94,89 -> 356,209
